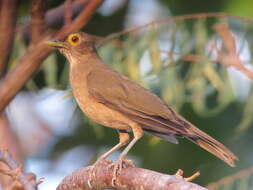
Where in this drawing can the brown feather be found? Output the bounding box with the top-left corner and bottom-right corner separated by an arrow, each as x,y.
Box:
187,126 -> 239,167
50,32 -> 239,169
87,65 -> 238,167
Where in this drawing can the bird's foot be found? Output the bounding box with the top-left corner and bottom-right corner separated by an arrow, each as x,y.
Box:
87,158 -> 108,188
109,157 -> 134,186
174,169 -> 200,182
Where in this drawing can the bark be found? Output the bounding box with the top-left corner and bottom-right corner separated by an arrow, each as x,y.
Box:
0,0 -> 18,76
30,0 -> 46,43
57,160 -> 208,190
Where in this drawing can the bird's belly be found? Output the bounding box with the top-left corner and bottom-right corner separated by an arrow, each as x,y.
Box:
76,96 -> 132,130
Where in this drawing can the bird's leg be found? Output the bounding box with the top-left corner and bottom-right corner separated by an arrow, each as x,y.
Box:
88,130 -> 130,188
94,130 -> 130,164
111,124 -> 143,185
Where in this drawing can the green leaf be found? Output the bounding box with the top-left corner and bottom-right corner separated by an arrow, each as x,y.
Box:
41,53 -> 58,88
237,87 -> 253,132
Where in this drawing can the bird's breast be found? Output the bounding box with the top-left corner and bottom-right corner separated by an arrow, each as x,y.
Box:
69,69 -> 132,130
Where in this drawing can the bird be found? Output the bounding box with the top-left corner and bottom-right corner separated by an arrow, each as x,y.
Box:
46,32 -> 238,171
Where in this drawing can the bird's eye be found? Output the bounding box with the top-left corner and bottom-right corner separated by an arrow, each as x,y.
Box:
67,34 -> 80,46
71,36 -> 79,43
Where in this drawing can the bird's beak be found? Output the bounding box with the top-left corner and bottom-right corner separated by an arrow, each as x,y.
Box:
45,40 -> 67,49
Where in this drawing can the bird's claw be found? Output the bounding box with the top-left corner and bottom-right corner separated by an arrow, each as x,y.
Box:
88,158 -> 134,187
109,157 -> 134,186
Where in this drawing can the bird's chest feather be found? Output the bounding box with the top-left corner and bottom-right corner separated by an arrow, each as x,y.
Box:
70,68 -> 131,130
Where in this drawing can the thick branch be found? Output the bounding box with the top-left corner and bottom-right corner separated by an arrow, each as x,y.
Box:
21,0 -> 89,41
64,0 -> 73,26
30,0 -> 46,43
44,0 -> 88,27
0,0 -> 18,77
56,0 -> 104,38
0,0 -> 104,113
57,160 -> 207,190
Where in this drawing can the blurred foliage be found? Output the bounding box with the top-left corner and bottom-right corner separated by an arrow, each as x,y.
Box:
226,0 -> 253,16
8,0 -> 253,188
238,87 -> 253,131
161,0 -> 226,15
207,167 -> 253,190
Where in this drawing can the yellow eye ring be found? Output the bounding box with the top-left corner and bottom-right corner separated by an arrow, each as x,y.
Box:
67,34 -> 80,46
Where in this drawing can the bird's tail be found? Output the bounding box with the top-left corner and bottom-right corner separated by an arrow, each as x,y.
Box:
187,126 -> 239,167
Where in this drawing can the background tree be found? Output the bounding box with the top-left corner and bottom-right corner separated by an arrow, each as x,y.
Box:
0,0 -> 253,189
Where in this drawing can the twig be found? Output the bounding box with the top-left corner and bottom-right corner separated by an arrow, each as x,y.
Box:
160,33 -> 253,81
214,23 -> 236,53
64,0 -> 73,26
0,113 -> 23,164
214,23 -> 253,80
101,12 -> 253,44
0,0 -> 18,77
0,113 -> 23,189
30,0 -> 46,43
159,50 -> 203,63
101,15 -> 253,82
0,0 -> 104,113
0,150 -> 37,190
57,160 -> 207,190
207,167 -> 253,190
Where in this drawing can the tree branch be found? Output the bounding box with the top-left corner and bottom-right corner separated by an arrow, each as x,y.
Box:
56,0 -> 104,38
57,160 -> 207,190
0,113 -> 23,189
0,150 -> 38,190
207,167 -> 253,190
0,115 -> 22,163
44,0 -> 88,27
30,0 -> 46,43
64,0 -> 73,26
0,0 -> 18,77
101,12 -> 253,44
214,23 -> 253,80
0,0 -> 104,113
21,0 -> 89,42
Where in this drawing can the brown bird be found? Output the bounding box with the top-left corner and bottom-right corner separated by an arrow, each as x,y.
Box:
46,32 -> 238,170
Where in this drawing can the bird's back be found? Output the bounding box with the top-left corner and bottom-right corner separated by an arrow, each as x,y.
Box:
84,55 -> 238,167
67,41 -> 238,167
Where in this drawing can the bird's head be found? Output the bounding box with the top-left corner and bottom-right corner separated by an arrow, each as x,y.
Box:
45,32 -> 97,63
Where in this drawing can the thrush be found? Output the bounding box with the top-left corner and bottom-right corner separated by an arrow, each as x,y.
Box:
46,32 -> 238,170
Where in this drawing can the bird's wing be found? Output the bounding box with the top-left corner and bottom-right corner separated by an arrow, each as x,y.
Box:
87,68 -> 238,167
87,68 -> 189,135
